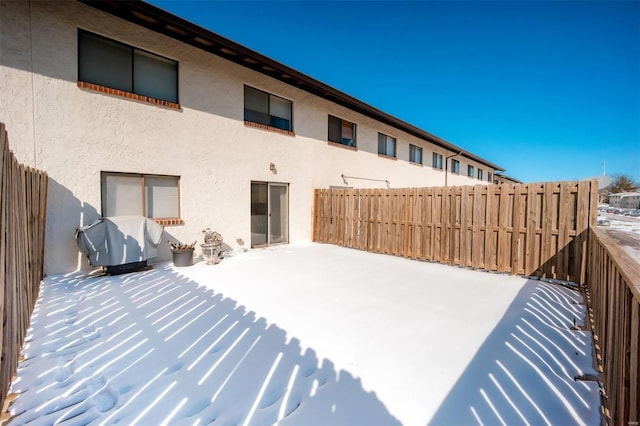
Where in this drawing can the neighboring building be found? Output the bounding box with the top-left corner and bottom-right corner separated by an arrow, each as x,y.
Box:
608,192 -> 640,209
1,0 -> 506,274
493,173 -> 521,185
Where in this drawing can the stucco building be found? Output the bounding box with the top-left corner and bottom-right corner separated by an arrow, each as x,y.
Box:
608,192 -> 640,209
1,0 -> 506,274
493,173 -> 521,185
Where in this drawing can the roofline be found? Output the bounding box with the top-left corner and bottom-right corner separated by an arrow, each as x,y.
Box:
78,0 -> 505,172
493,172 -> 522,184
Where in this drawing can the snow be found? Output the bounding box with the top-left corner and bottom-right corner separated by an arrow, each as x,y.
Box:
8,243 -> 601,425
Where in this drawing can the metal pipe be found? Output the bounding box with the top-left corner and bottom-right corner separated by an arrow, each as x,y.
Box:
444,151 -> 463,187
341,174 -> 390,187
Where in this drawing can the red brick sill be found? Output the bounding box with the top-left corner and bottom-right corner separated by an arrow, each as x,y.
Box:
327,141 -> 358,151
153,218 -> 184,226
409,161 -> 423,167
378,154 -> 397,161
77,81 -> 181,110
244,121 -> 295,137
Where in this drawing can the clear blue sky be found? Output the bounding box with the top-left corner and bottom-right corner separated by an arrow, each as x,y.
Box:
150,0 -> 639,183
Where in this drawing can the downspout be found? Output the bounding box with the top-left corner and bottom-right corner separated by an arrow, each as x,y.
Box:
28,0 -> 37,167
444,151 -> 462,187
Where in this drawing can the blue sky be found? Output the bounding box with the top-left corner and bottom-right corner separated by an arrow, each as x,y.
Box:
150,0 -> 639,183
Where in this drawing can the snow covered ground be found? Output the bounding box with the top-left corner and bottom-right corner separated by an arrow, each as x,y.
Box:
8,243 -> 601,425
597,214 -> 640,260
597,213 -> 640,234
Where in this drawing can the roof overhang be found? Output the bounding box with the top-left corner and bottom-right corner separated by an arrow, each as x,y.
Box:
78,0 -> 505,172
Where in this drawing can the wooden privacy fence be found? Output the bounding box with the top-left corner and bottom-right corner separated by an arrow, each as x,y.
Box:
0,123 -> 48,411
313,181 -> 597,282
587,227 -> 640,425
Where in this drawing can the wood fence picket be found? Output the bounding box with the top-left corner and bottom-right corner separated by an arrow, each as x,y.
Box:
0,123 -> 48,413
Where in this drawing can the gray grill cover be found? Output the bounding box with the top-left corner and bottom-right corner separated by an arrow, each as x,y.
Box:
76,216 -> 164,267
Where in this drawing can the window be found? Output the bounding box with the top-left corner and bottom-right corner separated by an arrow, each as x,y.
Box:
409,145 -> 422,164
477,168 -> 483,180
328,115 -> 356,147
78,30 -> 178,104
378,133 -> 396,157
244,86 -> 293,132
101,172 -> 180,221
487,172 -> 493,183
451,159 -> 460,174
468,165 -> 475,177
432,152 -> 443,169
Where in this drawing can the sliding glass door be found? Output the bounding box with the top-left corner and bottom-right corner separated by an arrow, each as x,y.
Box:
251,182 -> 289,247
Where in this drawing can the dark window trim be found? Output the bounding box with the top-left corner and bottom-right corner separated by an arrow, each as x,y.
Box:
328,115 -> 357,148
244,85 -> 294,132
409,144 -> 423,165
378,132 -> 397,158
451,159 -> 460,174
467,164 -> 475,177
100,171 -> 182,224
432,152 -> 443,170
78,29 -> 179,104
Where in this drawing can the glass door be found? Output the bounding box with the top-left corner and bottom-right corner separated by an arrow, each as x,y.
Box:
269,183 -> 289,244
251,182 -> 268,247
251,182 -> 289,247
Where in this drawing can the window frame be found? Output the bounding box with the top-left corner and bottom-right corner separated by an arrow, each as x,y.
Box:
409,144 -> 423,165
377,133 -> 397,158
477,168 -> 484,180
328,115 -> 357,148
468,165 -> 475,177
432,152 -> 443,170
100,171 -> 182,224
243,85 -> 294,132
451,159 -> 460,175
78,29 -> 179,105
487,172 -> 493,183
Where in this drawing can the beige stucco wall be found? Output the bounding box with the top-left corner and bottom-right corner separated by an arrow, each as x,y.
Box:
0,0 -> 494,274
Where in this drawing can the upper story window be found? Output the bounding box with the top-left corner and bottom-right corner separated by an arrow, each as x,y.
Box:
451,159 -> 460,174
244,86 -> 293,132
328,115 -> 356,147
378,133 -> 396,157
468,165 -> 475,177
409,144 -> 422,164
78,30 -> 178,104
101,172 -> 180,223
432,152 -> 443,169
487,172 -> 493,183
477,168 -> 483,180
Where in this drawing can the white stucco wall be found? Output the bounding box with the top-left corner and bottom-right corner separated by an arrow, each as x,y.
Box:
0,0 -> 496,274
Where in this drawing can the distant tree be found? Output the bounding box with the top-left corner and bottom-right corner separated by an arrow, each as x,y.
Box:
607,174 -> 639,194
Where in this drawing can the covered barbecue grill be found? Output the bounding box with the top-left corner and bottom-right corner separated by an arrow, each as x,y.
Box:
76,216 -> 164,274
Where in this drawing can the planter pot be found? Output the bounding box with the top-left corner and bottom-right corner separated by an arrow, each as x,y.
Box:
201,243 -> 221,265
171,248 -> 194,267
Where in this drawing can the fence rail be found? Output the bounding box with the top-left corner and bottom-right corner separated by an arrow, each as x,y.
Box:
587,227 -> 640,425
313,181 -> 597,282
0,123 -> 48,411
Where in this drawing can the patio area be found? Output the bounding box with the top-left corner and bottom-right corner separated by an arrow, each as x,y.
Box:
7,243 -> 601,425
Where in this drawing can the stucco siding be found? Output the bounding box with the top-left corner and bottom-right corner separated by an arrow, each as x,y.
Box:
1,0 -> 495,274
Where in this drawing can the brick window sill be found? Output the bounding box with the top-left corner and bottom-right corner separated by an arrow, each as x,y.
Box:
244,121 -> 295,137
153,218 -> 184,226
78,81 -> 181,110
409,161 -> 423,167
432,167 -> 444,172
378,154 -> 397,161
327,141 -> 357,151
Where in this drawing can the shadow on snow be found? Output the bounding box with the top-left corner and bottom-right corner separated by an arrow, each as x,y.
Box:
9,266 -> 400,425
429,279 -> 602,425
